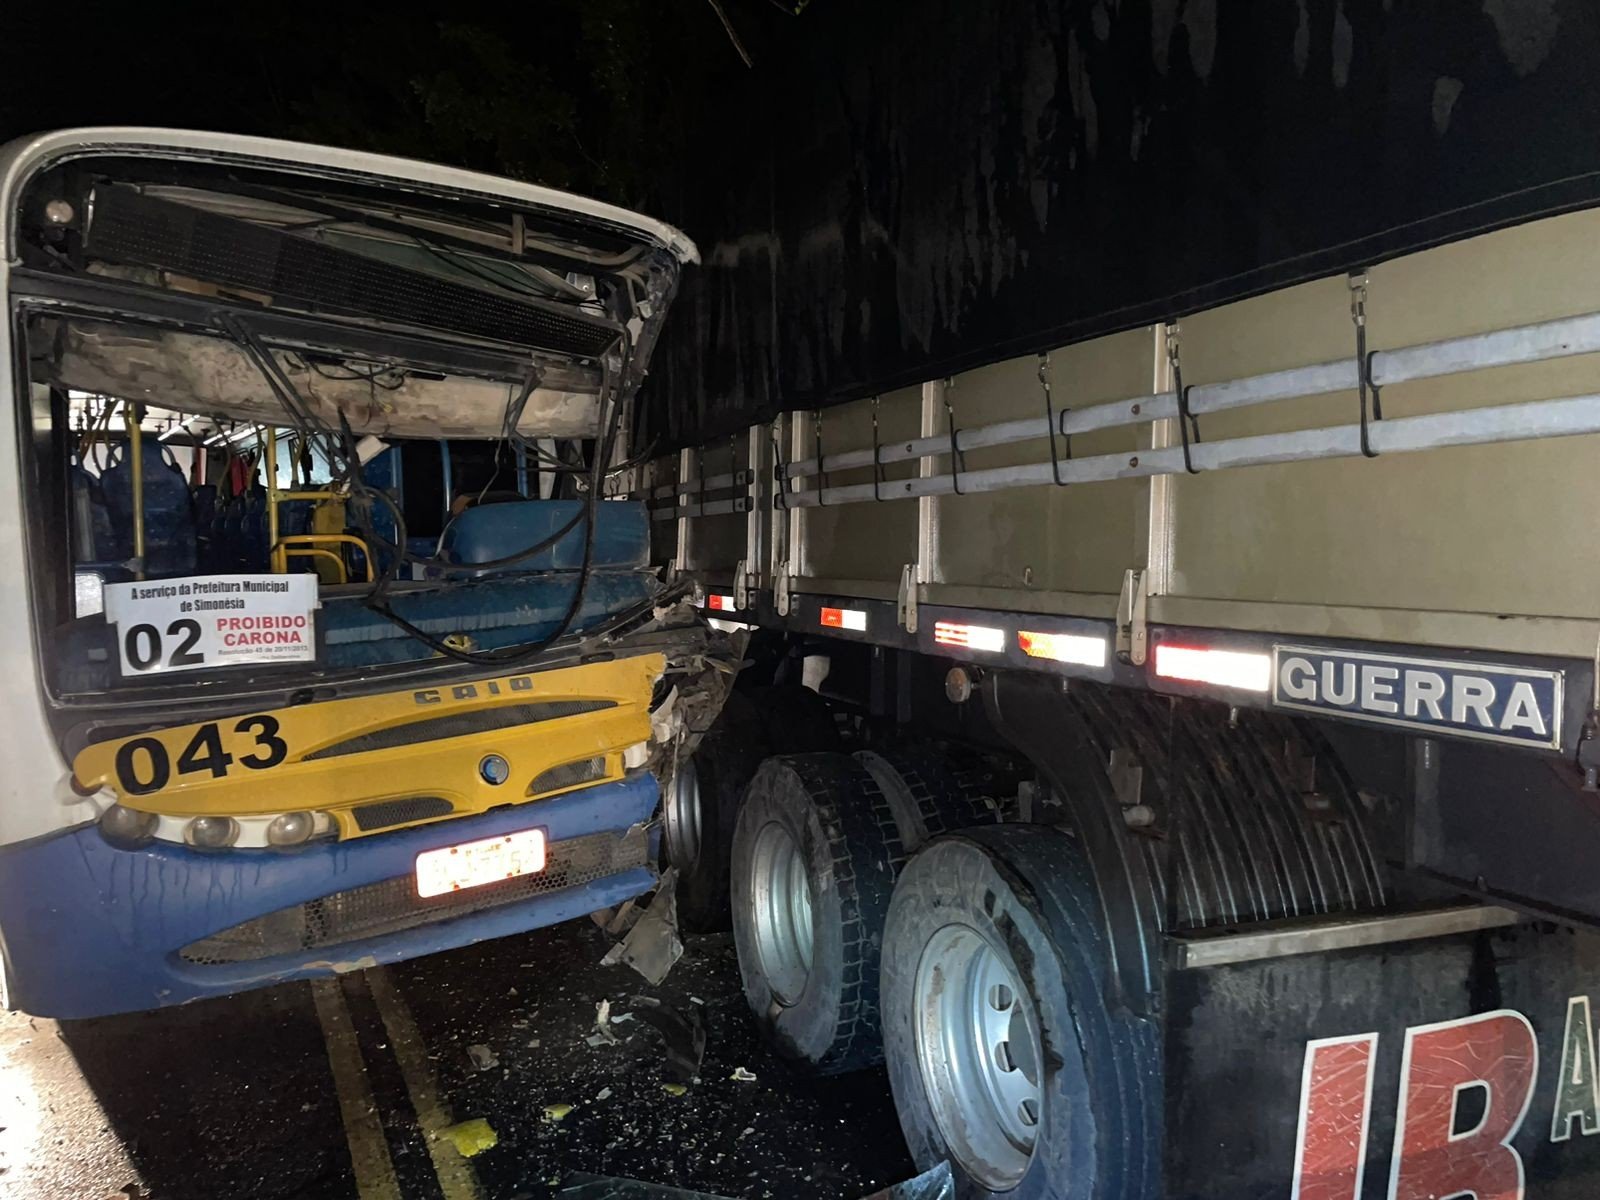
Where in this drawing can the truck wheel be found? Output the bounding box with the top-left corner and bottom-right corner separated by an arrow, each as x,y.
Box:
880,826 -> 1161,1199
730,753 -> 906,1074
856,749 -> 1002,850
667,691 -> 767,933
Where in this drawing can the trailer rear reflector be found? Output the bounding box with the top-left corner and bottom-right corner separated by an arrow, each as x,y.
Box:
704,594 -> 737,612
1017,630 -> 1107,668
820,606 -> 868,632
933,621 -> 1005,654
1155,645 -> 1272,692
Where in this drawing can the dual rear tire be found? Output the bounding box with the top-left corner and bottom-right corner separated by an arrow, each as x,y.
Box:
666,685 -> 840,932
880,828 -> 1161,1198
728,749 -> 1160,1197
729,753 -> 906,1073
728,748 -> 1003,1074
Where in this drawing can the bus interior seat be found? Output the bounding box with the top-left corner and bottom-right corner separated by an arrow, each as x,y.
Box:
435,499 -> 649,577
99,441 -> 196,578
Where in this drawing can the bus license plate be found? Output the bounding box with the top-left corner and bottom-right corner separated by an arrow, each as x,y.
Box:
415,828 -> 547,898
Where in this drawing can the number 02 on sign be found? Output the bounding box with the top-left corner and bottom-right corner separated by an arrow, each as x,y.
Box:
102,574 -> 320,676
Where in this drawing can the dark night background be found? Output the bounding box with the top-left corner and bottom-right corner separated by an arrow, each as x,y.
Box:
5,2 -> 1600,451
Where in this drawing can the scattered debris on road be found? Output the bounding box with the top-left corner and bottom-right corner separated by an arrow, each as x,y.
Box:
600,868 -> 684,984
628,995 -> 705,1083
589,999 -> 620,1047
440,1118 -> 498,1158
466,1043 -> 499,1071
591,897 -> 643,938
729,1067 -> 757,1083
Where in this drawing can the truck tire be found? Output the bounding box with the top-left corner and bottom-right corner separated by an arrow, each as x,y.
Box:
667,691 -> 768,933
730,753 -> 906,1074
856,748 -> 1002,850
880,826 -> 1162,1199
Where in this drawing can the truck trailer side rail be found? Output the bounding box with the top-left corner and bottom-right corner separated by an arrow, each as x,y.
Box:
652,300 -> 1600,510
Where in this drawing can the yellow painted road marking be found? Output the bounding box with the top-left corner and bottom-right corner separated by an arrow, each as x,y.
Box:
309,978 -> 402,1200
366,966 -> 484,1200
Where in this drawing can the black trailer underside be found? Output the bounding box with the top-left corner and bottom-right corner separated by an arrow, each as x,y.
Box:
646,0 -> 1600,450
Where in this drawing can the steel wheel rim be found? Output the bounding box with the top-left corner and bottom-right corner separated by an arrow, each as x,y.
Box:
664,758 -> 703,868
749,821 -> 814,1004
913,923 -> 1042,1190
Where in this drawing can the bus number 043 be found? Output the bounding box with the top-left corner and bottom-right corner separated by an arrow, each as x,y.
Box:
113,716 -> 289,795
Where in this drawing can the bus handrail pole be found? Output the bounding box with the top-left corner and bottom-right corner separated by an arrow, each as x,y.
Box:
129,404 -> 146,580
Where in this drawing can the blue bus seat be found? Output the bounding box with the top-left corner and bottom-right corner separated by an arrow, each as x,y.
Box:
220,496 -> 246,571
320,571 -> 660,666
241,488 -> 270,573
435,500 -> 649,577
191,484 -> 218,571
100,442 -> 196,578
70,465 -> 119,564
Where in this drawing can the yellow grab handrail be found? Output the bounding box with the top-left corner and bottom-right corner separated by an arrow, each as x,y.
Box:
271,534 -> 375,582
279,547 -> 350,584
265,449 -> 371,581
129,405 -> 145,579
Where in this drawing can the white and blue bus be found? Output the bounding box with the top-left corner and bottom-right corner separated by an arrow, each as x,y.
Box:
0,128 -> 708,1019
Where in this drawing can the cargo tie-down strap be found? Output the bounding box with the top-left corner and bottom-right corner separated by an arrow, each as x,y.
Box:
1165,322 -> 1203,474
1041,351 -> 1073,486
1350,271 -> 1383,458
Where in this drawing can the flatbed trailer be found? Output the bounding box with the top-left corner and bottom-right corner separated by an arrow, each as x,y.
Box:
646,204 -> 1600,1197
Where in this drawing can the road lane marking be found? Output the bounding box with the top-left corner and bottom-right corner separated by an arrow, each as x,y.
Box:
366,965 -> 484,1200
309,978 -> 402,1200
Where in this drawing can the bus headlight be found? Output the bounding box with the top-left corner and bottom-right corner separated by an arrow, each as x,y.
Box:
267,811 -> 318,847
99,804 -> 158,849
185,816 -> 240,849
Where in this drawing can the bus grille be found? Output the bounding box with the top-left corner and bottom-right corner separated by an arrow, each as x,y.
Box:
529,757 -> 606,795
351,796 -> 455,832
178,825 -> 650,966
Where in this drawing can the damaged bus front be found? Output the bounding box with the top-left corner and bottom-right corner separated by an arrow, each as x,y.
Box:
0,128 -> 714,1018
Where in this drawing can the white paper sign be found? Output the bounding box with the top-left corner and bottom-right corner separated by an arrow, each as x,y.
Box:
103,574 -> 320,676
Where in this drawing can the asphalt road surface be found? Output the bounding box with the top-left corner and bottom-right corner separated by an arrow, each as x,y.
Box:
0,919 -> 915,1199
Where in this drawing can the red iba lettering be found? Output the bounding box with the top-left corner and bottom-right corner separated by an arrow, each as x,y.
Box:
1292,1034 -> 1378,1200
1293,1010 -> 1542,1200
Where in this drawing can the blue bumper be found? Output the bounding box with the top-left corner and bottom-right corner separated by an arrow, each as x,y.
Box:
0,773 -> 660,1019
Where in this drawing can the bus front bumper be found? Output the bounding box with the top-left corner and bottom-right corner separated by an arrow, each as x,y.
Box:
0,772 -> 659,1019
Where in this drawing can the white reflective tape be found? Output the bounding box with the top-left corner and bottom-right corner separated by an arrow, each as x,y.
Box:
820,606 -> 868,632
1154,645 -> 1272,692
1018,630 -> 1108,668
933,621 -> 1006,654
